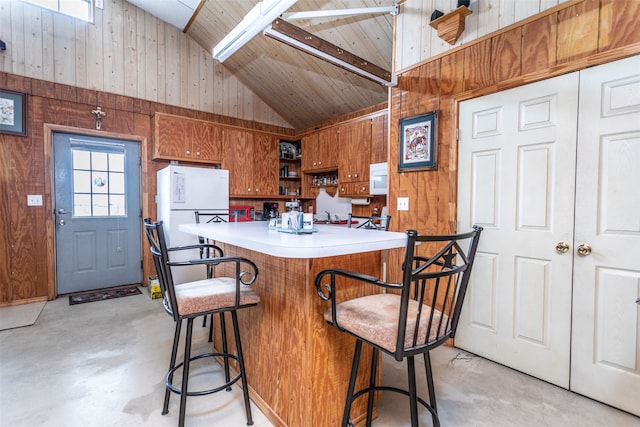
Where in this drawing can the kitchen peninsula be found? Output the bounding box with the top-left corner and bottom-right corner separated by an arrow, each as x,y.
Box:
179,222 -> 407,427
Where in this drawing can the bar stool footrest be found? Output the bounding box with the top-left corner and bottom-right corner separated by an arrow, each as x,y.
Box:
166,352 -> 241,397
351,385 -> 438,420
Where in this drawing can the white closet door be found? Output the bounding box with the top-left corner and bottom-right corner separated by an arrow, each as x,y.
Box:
456,72 -> 579,387
571,55 -> 640,416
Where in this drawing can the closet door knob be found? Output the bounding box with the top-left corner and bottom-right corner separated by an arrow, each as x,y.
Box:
555,242 -> 570,253
577,244 -> 592,256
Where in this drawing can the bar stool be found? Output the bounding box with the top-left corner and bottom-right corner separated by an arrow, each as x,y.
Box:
347,213 -> 391,231
348,213 -> 392,282
144,218 -> 259,427
315,226 -> 482,426
194,210 -> 230,342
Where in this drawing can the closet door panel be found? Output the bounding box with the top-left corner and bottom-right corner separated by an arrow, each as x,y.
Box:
457,72 -> 579,388
571,54 -> 640,416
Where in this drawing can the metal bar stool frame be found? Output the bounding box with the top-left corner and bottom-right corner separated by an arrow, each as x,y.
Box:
315,226 -> 482,426
194,210 -> 230,343
144,218 -> 259,427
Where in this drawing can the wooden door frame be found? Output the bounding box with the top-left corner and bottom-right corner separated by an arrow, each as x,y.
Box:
43,124 -> 147,300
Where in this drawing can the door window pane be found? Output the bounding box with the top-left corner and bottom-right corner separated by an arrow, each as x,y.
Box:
73,170 -> 91,193
91,172 -> 109,194
110,195 -> 126,215
72,150 -> 91,169
71,149 -> 127,217
92,152 -> 108,171
92,194 -> 109,216
109,153 -> 124,172
109,172 -> 124,193
73,194 -> 92,217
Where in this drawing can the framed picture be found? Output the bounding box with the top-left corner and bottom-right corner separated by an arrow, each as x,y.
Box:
0,90 -> 27,137
398,110 -> 438,171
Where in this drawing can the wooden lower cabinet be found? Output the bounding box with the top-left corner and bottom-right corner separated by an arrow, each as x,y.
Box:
214,244 -> 382,427
339,181 -> 370,197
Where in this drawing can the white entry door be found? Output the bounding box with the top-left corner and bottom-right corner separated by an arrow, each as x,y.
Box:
570,55 -> 640,415
456,72 -> 580,387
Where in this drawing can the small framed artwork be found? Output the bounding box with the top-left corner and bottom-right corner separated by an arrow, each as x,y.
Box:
0,90 -> 27,137
398,110 -> 438,171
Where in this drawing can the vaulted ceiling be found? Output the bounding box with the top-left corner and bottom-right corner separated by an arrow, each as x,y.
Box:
127,1 -> 395,129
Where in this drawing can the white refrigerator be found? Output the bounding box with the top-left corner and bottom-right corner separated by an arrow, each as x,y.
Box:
157,165 -> 229,284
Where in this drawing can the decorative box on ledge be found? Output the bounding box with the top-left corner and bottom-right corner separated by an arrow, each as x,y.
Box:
429,6 -> 472,45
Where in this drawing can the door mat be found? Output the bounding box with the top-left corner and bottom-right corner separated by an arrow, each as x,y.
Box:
68,286 -> 142,306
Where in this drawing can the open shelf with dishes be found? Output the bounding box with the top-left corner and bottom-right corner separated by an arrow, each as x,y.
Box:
279,140 -> 302,197
304,170 -> 339,197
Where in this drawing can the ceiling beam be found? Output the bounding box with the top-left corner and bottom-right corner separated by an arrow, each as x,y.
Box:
264,19 -> 396,87
212,0 -> 298,62
282,5 -> 398,20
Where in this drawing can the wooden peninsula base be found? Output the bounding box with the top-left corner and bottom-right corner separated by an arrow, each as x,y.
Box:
179,222 -> 407,427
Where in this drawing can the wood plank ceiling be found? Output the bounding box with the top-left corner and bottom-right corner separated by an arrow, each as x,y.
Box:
127,0 -> 395,129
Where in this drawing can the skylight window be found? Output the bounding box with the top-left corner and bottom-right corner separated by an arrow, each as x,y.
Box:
23,0 -> 94,23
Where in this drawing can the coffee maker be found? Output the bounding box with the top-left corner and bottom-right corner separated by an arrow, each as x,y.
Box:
263,202 -> 279,220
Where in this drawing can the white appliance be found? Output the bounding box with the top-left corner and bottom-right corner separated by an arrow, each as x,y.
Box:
369,162 -> 388,195
157,165 -> 229,284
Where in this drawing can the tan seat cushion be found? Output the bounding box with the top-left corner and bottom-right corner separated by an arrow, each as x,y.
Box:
325,293 -> 448,353
175,277 -> 260,316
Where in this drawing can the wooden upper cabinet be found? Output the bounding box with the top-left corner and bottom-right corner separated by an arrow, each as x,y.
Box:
153,113 -> 223,164
301,133 -> 319,171
254,132 -> 278,197
301,127 -> 338,172
222,129 -> 278,197
223,128 -> 251,196
370,113 -> 388,164
338,119 -> 371,185
318,127 -> 338,171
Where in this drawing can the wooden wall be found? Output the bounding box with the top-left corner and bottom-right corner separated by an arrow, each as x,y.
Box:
0,0 -> 291,128
0,71 -> 296,305
0,69 -> 385,305
395,0 -> 571,72
2,0 -> 639,305
386,0 -> 640,279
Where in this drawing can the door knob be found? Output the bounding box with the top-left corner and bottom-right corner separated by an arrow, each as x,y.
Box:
57,208 -> 68,215
555,242 -> 570,253
577,243 -> 592,256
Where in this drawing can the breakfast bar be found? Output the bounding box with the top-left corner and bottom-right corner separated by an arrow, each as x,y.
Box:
179,222 -> 407,427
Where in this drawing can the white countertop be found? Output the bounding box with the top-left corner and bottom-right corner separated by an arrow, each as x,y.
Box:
179,222 -> 407,259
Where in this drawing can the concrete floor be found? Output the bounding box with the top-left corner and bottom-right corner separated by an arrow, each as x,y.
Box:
1,291 -> 638,427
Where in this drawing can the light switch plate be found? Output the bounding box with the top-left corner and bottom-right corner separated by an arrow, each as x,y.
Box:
397,197 -> 409,211
27,195 -> 43,206
95,0 -> 104,9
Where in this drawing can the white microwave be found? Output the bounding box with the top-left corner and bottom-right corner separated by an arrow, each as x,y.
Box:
369,162 -> 388,195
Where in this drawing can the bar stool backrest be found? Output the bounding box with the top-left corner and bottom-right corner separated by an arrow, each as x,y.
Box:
143,218 -> 180,321
347,213 -> 391,231
395,226 -> 482,360
194,211 -> 229,278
